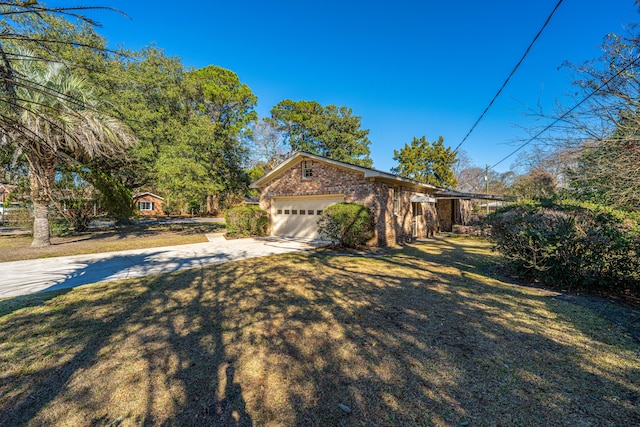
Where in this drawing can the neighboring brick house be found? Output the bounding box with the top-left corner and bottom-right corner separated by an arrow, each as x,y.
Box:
250,152 -> 440,246
0,184 -> 16,204
133,192 -> 165,216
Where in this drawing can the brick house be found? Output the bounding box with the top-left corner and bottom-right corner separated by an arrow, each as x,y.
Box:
250,152 -> 441,246
133,192 -> 165,216
0,184 -> 16,204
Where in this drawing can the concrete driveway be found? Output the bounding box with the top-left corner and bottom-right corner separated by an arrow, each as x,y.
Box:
1,234 -> 320,299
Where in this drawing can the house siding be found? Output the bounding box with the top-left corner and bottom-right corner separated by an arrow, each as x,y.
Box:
258,159 -> 438,246
437,200 -> 454,232
436,199 -> 472,232
135,194 -> 164,216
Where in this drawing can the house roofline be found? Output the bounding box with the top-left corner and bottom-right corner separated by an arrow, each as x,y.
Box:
435,189 -> 512,201
250,151 -> 439,190
133,192 -> 164,200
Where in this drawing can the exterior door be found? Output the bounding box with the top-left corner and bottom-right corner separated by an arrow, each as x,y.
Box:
412,202 -> 419,238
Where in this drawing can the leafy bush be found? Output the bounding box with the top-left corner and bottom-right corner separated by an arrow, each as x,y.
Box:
486,200 -> 640,295
318,202 -> 375,247
225,205 -> 268,237
53,197 -> 98,233
89,169 -> 135,225
50,215 -> 74,237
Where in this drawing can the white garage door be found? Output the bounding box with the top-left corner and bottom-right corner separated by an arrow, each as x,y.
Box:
272,196 -> 344,239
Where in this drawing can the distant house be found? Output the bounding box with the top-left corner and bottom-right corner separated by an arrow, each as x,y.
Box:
478,200 -> 509,213
0,184 -> 16,204
133,192 -> 165,216
243,195 -> 260,205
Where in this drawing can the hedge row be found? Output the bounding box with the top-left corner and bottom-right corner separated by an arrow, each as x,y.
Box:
317,202 -> 375,247
486,201 -> 640,294
225,205 -> 268,237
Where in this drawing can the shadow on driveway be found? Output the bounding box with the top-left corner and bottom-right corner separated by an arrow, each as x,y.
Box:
1,237 -> 317,300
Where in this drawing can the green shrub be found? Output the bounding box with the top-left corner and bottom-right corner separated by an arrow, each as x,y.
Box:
317,202 -> 375,247
486,200 -> 640,295
50,215 -> 74,237
225,205 -> 268,237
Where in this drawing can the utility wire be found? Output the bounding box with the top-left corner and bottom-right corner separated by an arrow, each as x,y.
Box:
452,0 -> 564,154
461,53 -> 640,185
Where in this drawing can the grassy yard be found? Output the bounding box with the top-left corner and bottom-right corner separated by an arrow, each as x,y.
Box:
1,237 -> 638,426
0,222 -> 224,263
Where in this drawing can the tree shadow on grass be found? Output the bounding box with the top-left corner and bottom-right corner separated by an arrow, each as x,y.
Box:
0,288 -> 71,317
0,237 -> 638,426
0,266 -> 253,426
222,240 -> 639,425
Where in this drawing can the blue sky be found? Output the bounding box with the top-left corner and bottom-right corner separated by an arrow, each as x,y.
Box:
72,1 -> 637,173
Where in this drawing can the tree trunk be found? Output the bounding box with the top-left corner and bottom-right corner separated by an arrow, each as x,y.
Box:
206,194 -> 220,216
31,199 -> 50,247
29,154 -> 56,247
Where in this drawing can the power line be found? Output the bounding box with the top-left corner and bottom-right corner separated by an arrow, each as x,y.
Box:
452,0 -> 564,154
461,53 -> 640,185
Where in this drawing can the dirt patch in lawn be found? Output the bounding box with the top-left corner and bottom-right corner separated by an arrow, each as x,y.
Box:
1,237 -> 638,426
0,222 -> 224,263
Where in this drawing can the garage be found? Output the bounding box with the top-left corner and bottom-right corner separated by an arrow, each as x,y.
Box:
272,195 -> 344,239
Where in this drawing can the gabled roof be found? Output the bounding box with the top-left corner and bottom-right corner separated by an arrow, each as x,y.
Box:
133,192 -> 164,200
250,151 -> 439,190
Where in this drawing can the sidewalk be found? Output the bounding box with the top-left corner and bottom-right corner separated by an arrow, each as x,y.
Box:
1,235 -> 321,299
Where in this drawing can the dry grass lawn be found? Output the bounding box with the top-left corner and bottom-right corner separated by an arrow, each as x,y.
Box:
0,222 -> 224,263
1,237 -> 638,426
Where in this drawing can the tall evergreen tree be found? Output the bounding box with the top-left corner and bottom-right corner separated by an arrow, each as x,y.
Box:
269,99 -> 372,167
181,65 -> 257,214
392,136 -> 457,187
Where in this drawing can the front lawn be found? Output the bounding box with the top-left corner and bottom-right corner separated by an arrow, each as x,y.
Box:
0,222 -> 224,263
1,237 -> 638,426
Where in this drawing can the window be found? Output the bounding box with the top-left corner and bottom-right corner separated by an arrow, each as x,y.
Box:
317,210 -> 323,215
284,210 -> 290,214
393,187 -> 400,215
277,209 -> 282,215
139,201 -> 153,211
302,160 -> 313,179
308,210 -> 314,215
292,210 -> 298,214
299,210 -> 305,215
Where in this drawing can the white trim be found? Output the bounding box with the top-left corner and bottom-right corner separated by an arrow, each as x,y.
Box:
138,201 -> 154,211
393,187 -> 400,215
133,192 -> 164,200
410,194 -> 437,203
302,160 -> 313,179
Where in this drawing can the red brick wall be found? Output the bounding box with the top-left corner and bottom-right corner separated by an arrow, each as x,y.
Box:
259,159 -> 438,246
135,195 -> 164,216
